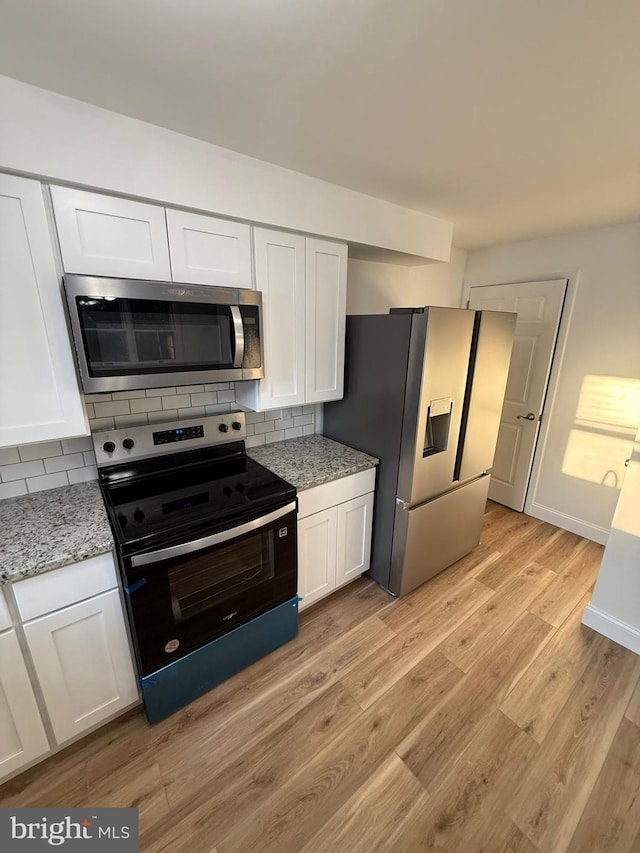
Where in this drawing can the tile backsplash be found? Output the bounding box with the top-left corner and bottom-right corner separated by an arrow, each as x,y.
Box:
0,383 -> 319,500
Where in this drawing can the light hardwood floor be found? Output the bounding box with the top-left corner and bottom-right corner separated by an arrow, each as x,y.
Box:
3,502 -> 640,852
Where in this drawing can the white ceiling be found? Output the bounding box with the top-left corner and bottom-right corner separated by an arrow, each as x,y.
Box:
1,0 -> 639,249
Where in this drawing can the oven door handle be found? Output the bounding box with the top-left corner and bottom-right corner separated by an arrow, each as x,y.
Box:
130,501 -> 296,567
230,305 -> 244,368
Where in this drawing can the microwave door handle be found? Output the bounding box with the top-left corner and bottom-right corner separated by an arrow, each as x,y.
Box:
130,501 -> 296,567
230,305 -> 244,368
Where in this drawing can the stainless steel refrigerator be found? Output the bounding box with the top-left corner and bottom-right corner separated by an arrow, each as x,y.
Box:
323,306 -> 516,596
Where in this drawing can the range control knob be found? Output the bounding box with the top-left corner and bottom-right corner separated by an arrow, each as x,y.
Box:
133,508 -> 145,523
102,441 -> 116,454
117,513 -> 128,528
218,423 -> 229,433
232,421 -> 242,431
223,486 -> 233,497
122,438 -> 135,450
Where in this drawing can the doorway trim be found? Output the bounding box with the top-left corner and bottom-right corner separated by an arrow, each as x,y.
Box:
461,271 -> 606,543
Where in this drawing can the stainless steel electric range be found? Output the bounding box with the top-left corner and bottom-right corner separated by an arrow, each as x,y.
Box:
93,411 -> 298,722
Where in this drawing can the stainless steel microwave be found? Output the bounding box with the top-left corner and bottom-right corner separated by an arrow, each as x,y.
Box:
63,274 -> 264,393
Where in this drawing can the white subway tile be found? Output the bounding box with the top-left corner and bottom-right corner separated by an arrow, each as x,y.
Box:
0,480 -> 28,499
266,430 -> 285,444
84,403 -> 95,419
294,414 -> 314,427
290,407 -> 304,417
44,453 -> 85,473
88,417 -> 115,431
302,404 -> 317,415
94,400 -> 131,418
246,434 -> 266,448
275,418 -> 295,431
115,414 -> 149,428
83,450 -> 97,467
61,436 -> 93,454
281,408 -> 291,420
303,424 -> 315,436
178,407 -> 206,419
27,472 -> 69,493
265,409 -> 282,421
245,424 -> 255,436
148,409 -> 176,423
205,403 -> 231,414
146,387 -> 175,397
84,393 -> 112,403
204,382 -> 230,392
0,447 -> 20,466
1,460 -> 45,482
176,385 -> 205,394
111,390 -> 147,400
246,412 -> 265,424
68,466 -> 98,484
217,390 -> 235,404
284,427 -> 304,439
130,397 -> 163,413
254,421 -> 276,435
164,394 -> 191,409
190,392 -> 218,407
18,441 -> 62,462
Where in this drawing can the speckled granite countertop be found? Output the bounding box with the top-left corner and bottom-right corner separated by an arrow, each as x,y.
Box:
247,434 -> 378,491
0,481 -> 113,584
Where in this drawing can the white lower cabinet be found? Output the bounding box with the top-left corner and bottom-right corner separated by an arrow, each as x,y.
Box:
23,589 -> 139,744
0,552 -> 139,783
297,469 -> 375,612
0,629 -> 49,779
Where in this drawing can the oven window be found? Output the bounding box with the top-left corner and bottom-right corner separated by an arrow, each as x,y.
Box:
76,296 -> 235,376
167,530 -> 275,622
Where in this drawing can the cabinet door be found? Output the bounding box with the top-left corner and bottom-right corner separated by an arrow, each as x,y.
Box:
167,209 -> 252,288
0,174 -> 88,447
24,590 -> 138,744
336,492 -> 374,588
252,227 -> 307,409
0,629 -> 49,781
305,238 -> 347,403
50,186 -> 171,280
298,507 -> 337,611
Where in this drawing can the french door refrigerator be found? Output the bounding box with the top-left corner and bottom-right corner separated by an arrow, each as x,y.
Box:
323,306 -> 515,597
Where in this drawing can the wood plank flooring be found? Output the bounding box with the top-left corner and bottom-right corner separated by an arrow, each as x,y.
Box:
3,501 -> 640,852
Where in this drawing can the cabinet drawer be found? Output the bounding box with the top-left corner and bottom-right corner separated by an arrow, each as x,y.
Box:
14,552 -> 118,622
297,468 -> 376,520
0,590 -> 11,632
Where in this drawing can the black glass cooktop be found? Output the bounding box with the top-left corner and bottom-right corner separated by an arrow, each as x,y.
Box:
100,445 -> 296,554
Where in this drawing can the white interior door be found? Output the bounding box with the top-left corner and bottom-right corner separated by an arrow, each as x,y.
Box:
468,279 -> 566,511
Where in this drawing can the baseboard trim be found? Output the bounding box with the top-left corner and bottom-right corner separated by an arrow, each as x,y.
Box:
527,501 -> 609,545
582,604 -> 640,655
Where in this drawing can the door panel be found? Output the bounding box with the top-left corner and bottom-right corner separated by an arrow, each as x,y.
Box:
468,279 -> 567,511
298,508 -> 337,611
0,629 -> 49,781
336,492 -> 374,588
398,307 -> 475,504
391,476 -> 490,596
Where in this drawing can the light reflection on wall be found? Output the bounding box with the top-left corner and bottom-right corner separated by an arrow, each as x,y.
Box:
562,375 -> 640,488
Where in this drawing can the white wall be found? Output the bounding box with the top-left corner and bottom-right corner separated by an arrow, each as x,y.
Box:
465,222 -> 640,541
0,75 -> 452,262
347,248 -> 467,314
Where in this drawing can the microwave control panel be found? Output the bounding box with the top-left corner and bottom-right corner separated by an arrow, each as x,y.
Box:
93,412 -> 247,467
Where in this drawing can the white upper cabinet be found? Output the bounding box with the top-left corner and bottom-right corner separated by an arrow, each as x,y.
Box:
166,209 -> 253,288
244,228 -> 307,410
305,238 -> 347,403
0,174 -> 88,448
50,186 -> 172,280
237,231 -> 347,412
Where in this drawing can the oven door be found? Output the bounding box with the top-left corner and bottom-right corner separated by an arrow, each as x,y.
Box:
64,274 -> 263,392
122,501 -> 297,677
